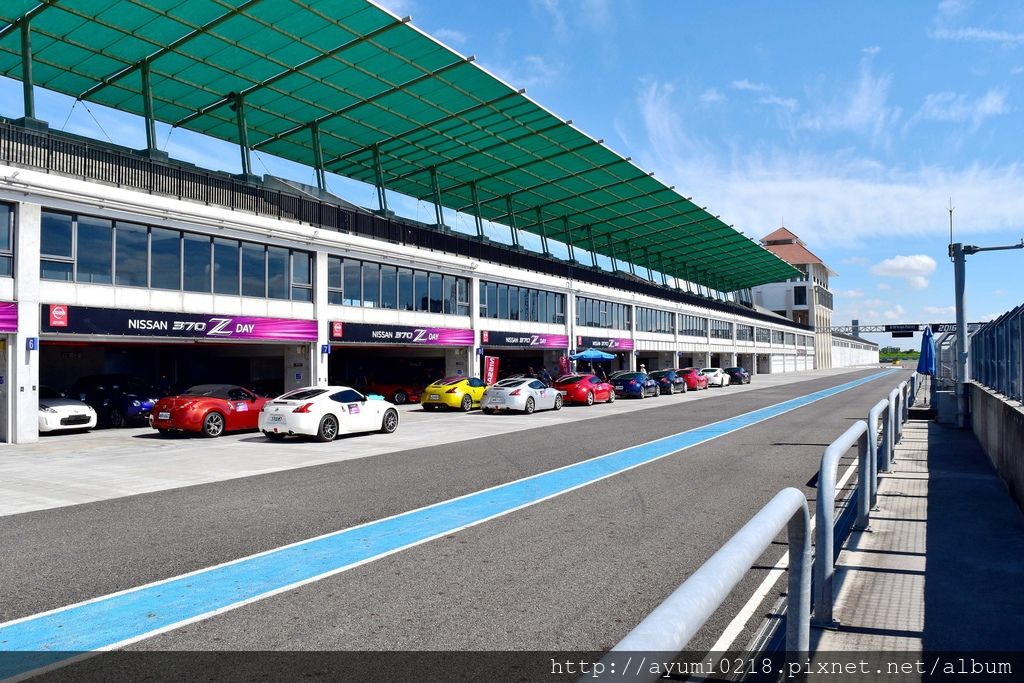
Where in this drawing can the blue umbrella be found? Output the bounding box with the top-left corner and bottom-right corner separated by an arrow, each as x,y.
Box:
570,347 -> 616,361
917,325 -> 936,375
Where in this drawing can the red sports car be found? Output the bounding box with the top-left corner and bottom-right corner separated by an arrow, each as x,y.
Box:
150,384 -> 269,437
552,373 -> 615,406
364,382 -> 423,405
677,368 -> 709,391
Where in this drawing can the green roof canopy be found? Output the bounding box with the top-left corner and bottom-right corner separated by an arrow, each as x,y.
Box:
0,0 -> 800,290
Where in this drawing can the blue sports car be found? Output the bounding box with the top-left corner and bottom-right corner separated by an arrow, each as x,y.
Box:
609,371 -> 660,399
68,374 -> 164,428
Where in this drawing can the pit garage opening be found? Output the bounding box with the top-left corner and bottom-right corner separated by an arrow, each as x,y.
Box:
479,329 -> 569,380
39,304 -> 317,428
575,335 -> 632,376
328,322 -> 472,404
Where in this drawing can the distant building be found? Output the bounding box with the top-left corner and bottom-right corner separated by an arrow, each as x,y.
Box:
751,227 -> 835,369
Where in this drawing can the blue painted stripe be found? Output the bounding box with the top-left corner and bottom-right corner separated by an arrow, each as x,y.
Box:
0,370 -> 894,676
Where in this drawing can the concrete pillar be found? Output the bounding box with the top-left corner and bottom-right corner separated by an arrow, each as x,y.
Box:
312,250 -> 330,386
13,202 -> 41,443
628,304 -> 637,371
470,276 -> 482,377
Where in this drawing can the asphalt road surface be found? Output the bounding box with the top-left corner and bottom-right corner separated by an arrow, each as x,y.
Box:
0,368 -> 908,679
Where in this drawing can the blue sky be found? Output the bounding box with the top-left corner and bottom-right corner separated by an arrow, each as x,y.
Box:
3,0 -> 1023,348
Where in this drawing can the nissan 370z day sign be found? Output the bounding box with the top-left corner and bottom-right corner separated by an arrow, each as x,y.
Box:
40,305 -> 318,342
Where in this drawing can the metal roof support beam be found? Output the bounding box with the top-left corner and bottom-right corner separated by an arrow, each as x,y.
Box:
78,0 -> 264,101
430,166 -> 445,229
535,208 -> 549,256
656,253 -> 669,287
312,123 -> 327,192
470,181 -> 485,239
372,144 -> 388,213
642,246 -> 655,282
328,89 -> 525,167
586,226 -> 598,268
605,233 -> 618,270
175,16 -> 412,128
562,217 -> 576,263
505,195 -> 520,247
20,18 -> 35,120
233,95 -> 252,177
140,60 -> 157,152
624,240 -> 637,276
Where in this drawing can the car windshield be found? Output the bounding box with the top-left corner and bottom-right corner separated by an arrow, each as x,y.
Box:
725,367 -> 742,372
556,376 -> 583,384
648,371 -> 669,378
39,386 -> 64,399
615,373 -> 643,380
495,379 -> 527,387
435,377 -> 465,385
278,388 -> 328,401
680,368 -> 696,373
181,384 -> 239,399
702,369 -> 719,374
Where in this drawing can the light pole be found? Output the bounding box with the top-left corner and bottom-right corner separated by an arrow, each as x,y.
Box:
949,239 -> 1024,428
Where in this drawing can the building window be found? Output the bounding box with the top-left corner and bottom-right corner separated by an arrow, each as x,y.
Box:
679,314 -> 707,337
362,262 -> 380,308
183,234 -> 211,292
637,306 -> 674,333
150,227 -> 181,290
76,215 -> 113,284
241,243 -> 267,297
794,286 -> 807,306
479,280 -> 563,323
213,238 -> 240,295
785,332 -> 797,345
380,265 -> 398,310
267,247 -> 289,299
736,324 -> 754,341
576,296 -> 630,330
114,222 -> 149,287
40,211 -> 74,281
772,330 -> 785,344
710,319 -> 733,340
331,256 -> 470,315
290,252 -> 313,302
398,267 -> 414,311
756,327 -> 771,343
343,258 -> 362,306
0,203 -> 12,277
327,255 -> 342,305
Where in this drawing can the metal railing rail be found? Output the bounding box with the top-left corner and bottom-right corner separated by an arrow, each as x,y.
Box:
600,488 -> 810,680
867,398 -> 890,509
971,303 -> 1024,402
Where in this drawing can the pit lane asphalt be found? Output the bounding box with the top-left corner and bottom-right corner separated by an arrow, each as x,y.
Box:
1,368 -> 906,656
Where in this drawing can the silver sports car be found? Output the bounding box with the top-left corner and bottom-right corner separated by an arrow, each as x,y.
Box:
480,378 -> 563,414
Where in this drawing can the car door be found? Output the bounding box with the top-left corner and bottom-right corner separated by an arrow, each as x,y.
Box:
529,380 -> 554,409
225,388 -> 259,430
331,388 -> 375,432
467,377 -> 486,405
588,376 -> 607,401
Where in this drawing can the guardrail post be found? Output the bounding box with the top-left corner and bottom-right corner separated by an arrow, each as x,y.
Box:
867,399 -> 889,510
813,420 -> 869,628
886,387 -> 899,465
910,374 -> 917,406
901,381 -> 910,423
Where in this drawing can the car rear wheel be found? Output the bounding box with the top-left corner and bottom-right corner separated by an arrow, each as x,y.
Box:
460,395 -> 473,412
586,391 -> 594,406
315,415 -> 338,442
524,397 -> 536,414
393,391 -> 408,405
380,408 -> 399,433
554,395 -> 563,411
200,411 -> 225,438
264,431 -> 285,441
109,408 -> 126,429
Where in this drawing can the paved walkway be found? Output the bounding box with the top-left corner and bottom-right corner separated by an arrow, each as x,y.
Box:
814,419 -> 1024,654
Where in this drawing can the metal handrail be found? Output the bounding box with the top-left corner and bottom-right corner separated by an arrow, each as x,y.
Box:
813,420 -> 869,627
885,387 -> 900,472
867,398 -> 890,509
601,488 -> 810,680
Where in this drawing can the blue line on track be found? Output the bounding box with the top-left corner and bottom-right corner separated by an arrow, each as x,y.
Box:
0,370 -> 895,677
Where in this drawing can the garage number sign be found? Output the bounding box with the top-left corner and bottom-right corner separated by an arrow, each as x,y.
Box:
40,305 -> 317,342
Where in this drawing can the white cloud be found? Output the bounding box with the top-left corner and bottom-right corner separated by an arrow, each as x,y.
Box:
923,304 -> 957,316
839,288 -> 864,298
489,55 -> 560,88
699,88 -> 725,104
937,0 -> 971,19
530,0 -> 614,39
373,0 -> 415,16
929,27 -> 1024,46
883,304 -> 906,321
797,51 -> 900,147
871,254 -> 937,290
877,282 -> 893,290
979,312 -> 1001,322
995,288 -> 1008,296
907,89 -> 1009,132
632,78 -> 1024,247
433,28 -> 467,45
841,256 -> 870,266
732,79 -> 770,92
761,94 -> 799,110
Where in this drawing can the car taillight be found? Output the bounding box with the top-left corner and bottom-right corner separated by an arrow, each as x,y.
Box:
509,389 -> 521,396
629,380 -> 638,387
445,387 -> 460,394
293,403 -> 314,413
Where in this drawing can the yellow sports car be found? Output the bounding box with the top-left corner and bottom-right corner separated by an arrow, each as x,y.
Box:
420,376 -> 488,411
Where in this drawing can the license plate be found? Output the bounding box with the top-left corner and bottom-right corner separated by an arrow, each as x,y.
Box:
613,385 -> 623,390
429,394 -> 440,400
488,398 -> 505,405
157,411 -> 170,420
268,415 -> 284,423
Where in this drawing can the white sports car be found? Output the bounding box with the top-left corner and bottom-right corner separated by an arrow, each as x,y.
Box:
481,378 -> 563,414
258,386 -> 399,442
38,386 -> 97,433
701,368 -> 731,387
